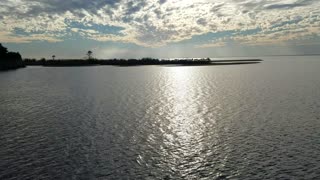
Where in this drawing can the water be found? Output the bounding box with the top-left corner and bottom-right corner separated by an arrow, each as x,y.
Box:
0,56 -> 320,179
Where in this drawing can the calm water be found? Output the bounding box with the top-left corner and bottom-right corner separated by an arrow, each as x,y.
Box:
0,56 -> 320,179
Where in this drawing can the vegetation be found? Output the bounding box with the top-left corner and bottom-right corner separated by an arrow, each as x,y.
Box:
21,50 -> 262,67
23,56 -> 262,67
97,58 -> 212,66
87,51 -> 93,60
24,58 -> 46,65
23,58 -> 214,66
0,43 -> 25,70
43,60 -> 97,66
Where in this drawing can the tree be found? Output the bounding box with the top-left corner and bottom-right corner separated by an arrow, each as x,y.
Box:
0,44 -> 24,70
0,44 -> 21,61
87,50 -> 93,60
0,43 -> 8,57
52,55 -> 56,60
6,52 -> 22,61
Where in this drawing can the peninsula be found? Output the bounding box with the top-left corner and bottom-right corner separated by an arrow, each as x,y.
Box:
1,44 -> 262,71
24,58 -> 262,67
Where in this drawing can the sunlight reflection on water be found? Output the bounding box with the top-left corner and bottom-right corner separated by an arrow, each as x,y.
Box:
150,67 -> 222,178
1,58 -> 320,179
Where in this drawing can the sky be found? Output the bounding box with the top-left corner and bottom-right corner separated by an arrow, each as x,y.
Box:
0,0 -> 320,59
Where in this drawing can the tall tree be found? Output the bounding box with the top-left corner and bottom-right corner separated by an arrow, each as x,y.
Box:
0,43 -> 8,56
87,51 -> 93,60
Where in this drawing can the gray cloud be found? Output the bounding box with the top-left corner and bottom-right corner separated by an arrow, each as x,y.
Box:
265,3 -> 308,10
27,0 -> 119,14
159,0 -> 167,5
197,18 -> 207,26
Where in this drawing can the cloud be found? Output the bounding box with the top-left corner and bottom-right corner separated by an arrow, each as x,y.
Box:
264,0 -> 315,10
195,41 -> 226,48
0,0 -> 319,47
159,0 -> 167,5
0,31 -> 62,43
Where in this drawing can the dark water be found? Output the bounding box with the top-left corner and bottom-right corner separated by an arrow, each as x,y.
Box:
1,56 -> 320,179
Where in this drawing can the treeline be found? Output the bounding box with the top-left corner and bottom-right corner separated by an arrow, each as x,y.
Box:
98,58 -> 212,66
0,44 -> 25,70
24,57 -> 213,66
23,54 -> 262,67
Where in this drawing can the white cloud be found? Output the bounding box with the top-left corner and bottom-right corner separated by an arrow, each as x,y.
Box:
195,38 -> 227,48
0,31 -> 62,43
0,0 -> 319,47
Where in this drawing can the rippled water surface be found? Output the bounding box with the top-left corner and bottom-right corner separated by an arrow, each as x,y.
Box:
1,56 -> 320,179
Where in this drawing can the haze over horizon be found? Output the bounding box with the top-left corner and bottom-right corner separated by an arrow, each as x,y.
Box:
1,0 -> 320,59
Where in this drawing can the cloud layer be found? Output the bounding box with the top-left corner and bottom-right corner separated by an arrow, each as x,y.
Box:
1,0 -> 320,47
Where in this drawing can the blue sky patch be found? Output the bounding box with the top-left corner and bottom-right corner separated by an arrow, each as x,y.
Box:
66,20 -> 125,35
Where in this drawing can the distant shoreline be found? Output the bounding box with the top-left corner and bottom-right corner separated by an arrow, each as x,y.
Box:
24,59 -> 262,67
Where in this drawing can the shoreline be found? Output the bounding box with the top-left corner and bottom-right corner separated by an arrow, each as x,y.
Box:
24,59 -> 263,67
0,61 -> 26,71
